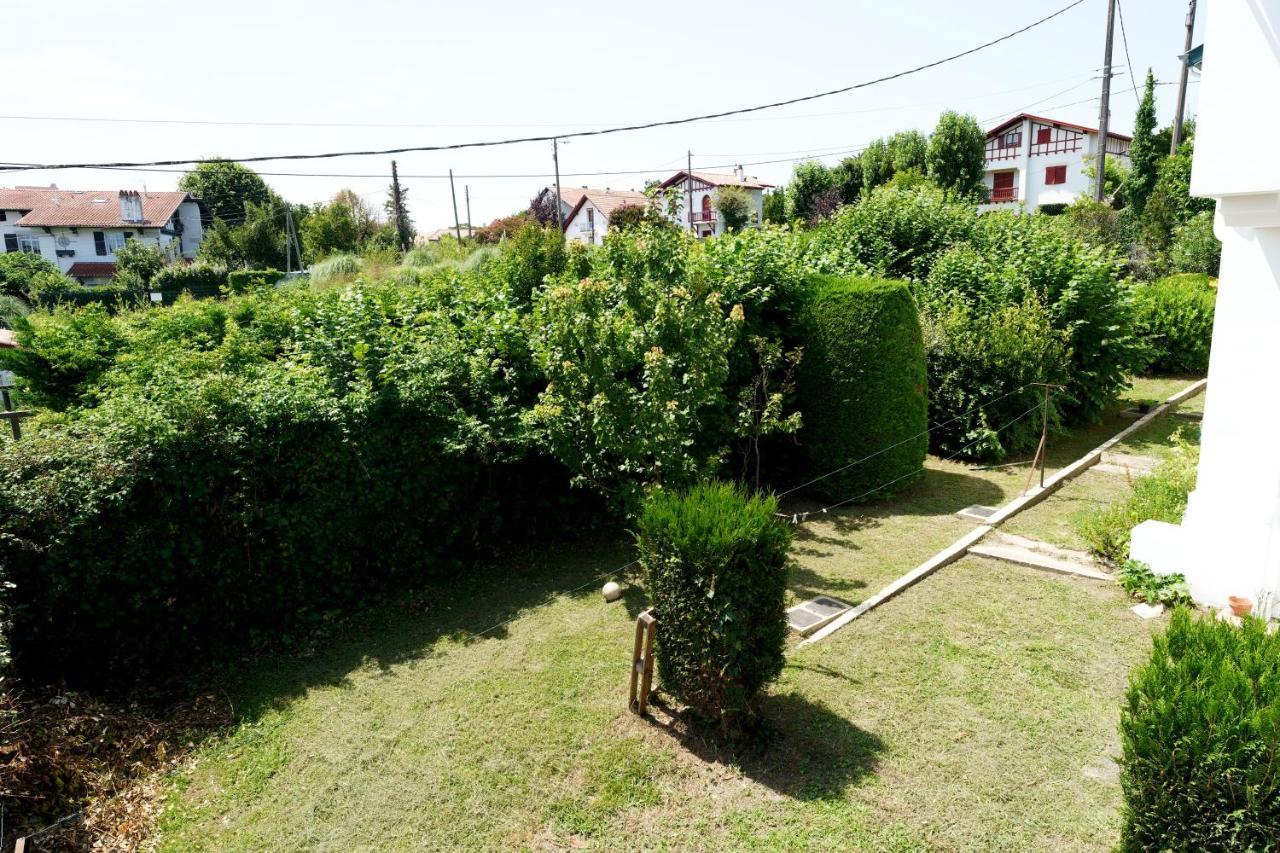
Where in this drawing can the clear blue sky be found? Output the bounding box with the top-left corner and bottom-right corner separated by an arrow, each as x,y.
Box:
1,0 -> 1202,229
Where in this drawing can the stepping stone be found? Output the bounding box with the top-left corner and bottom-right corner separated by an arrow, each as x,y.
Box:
1173,410 -> 1203,422
1097,452 -> 1161,475
786,596 -> 853,635
969,533 -> 1112,581
956,504 -> 998,522
1131,602 -> 1165,619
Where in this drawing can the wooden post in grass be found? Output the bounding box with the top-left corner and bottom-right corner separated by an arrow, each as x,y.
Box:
0,382 -> 31,440
1026,384 -> 1065,492
629,609 -> 656,716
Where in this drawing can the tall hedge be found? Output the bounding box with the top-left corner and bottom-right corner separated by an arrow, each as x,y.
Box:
1133,273 -> 1217,375
637,482 -> 790,731
1120,608 -> 1280,849
793,274 -> 927,501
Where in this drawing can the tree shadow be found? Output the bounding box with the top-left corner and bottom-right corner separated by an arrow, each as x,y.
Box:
788,563 -> 867,602
778,467 -> 1007,525
643,689 -> 884,801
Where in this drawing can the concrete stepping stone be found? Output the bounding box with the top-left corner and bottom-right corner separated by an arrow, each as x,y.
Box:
969,532 -> 1112,581
1094,452 -> 1161,476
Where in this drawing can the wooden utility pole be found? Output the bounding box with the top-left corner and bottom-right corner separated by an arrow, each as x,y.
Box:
552,138 -> 564,233
390,160 -> 408,252
465,185 -> 472,239
448,168 -> 462,243
1171,0 -> 1198,153
1094,0 -> 1117,202
686,150 -> 693,232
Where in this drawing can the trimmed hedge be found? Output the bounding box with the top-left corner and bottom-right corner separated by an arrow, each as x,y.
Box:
151,263 -> 228,302
793,274 -> 927,500
226,268 -> 284,292
1120,608 -> 1280,849
637,482 -> 790,730
1133,273 -> 1217,375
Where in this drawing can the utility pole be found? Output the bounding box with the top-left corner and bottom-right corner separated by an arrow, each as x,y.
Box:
284,205 -> 293,275
465,185 -> 472,239
1094,0 -> 1117,202
449,168 -> 462,243
390,160 -> 408,252
686,150 -> 693,233
552,138 -> 564,233
1171,0 -> 1198,153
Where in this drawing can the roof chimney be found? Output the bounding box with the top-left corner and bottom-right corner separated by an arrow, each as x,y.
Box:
119,190 -> 144,222
734,164 -> 745,182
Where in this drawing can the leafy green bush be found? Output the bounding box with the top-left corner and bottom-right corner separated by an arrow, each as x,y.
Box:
0,253 -> 76,301
1079,434 -> 1199,563
1115,560 -> 1192,607
309,254 -> 362,284
793,274 -> 927,500
151,262 -> 228,301
1170,210 -> 1221,277
1120,608 -> 1280,849
1133,274 -> 1216,374
226,268 -> 284,292
492,222 -> 566,306
921,294 -> 1070,459
636,481 -> 790,731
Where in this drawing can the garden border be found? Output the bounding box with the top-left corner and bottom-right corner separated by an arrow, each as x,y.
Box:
800,378 -> 1208,645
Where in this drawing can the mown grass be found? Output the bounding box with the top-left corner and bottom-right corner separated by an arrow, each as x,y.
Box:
153,377 -> 1198,851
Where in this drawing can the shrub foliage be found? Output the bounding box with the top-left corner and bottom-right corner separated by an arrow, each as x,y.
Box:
794,274 -> 927,500
636,482 -> 791,730
1132,274 -> 1216,375
1120,608 -> 1280,849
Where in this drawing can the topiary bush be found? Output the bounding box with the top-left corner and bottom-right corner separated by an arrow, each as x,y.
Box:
1120,608 -> 1280,849
792,274 -> 927,501
226,268 -> 284,292
1133,273 -> 1217,375
636,481 -> 791,731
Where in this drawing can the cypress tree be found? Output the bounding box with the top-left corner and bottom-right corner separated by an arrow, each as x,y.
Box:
1124,70 -> 1160,215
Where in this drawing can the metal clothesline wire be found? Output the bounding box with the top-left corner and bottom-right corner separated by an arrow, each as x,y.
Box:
780,398 -> 1047,525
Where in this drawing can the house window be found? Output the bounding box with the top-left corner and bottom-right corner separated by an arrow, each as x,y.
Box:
998,131 -> 1021,150
16,235 -> 41,254
586,208 -> 594,228
105,233 -> 128,253
3,234 -> 16,253
1045,165 -> 1068,185
94,231 -> 107,256
0,211 -> 6,222
1036,127 -> 1052,145
701,195 -> 712,221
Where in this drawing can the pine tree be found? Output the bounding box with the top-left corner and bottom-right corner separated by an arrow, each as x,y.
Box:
1124,70 -> 1160,215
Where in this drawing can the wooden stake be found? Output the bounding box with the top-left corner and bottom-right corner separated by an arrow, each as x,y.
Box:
629,609 -> 656,716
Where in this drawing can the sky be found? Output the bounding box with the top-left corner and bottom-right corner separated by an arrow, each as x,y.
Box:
0,0 -> 1203,231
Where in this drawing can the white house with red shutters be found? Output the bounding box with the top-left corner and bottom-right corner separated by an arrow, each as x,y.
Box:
979,113 -> 1131,212
656,168 -> 772,238
0,186 -> 205,284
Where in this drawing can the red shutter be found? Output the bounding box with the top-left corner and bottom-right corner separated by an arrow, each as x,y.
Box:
1036,127 -> 1052,145
1045,165 -> 1067,185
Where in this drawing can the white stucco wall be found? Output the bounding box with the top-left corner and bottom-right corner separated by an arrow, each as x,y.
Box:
564,199 -> 608,246
0,199 -> 204,275
667,183 -> 764,237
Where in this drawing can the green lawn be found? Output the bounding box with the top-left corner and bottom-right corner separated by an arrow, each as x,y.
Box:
153,378 -> 1198,851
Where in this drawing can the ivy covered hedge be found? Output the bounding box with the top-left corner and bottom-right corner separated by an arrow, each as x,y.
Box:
793,274 -> 927,501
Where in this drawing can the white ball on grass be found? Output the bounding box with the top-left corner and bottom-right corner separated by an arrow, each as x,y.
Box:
602,581 -> 623,602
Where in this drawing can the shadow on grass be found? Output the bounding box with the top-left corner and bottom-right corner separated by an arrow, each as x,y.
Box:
644,689 -> 884,801
780,466 -> 1007,525
216,532 -> 638,724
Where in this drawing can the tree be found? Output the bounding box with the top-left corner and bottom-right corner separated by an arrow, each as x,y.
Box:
926,111 -> 987,199
713,186 -> 752,232
761,188 -> 788,224
196,201 -> 286,269
384,183 -> 415,250
788,160 -> 835,225
0,252 -> 72,300
832,155 -> 864,204
178,161 -> 274,223
1123,70 -> 1161,216
302,200 -> 359,261
888,130 -> 928,174
529,187 -> 561,226
859,139 -> 895,191
331,189 -> 382,245
474,210 -> 535,243
113,239 -> 166,287
606,204 -> 674,234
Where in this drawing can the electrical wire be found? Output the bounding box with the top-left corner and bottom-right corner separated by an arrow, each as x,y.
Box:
0,0 -> 1087,173
1116,0 -> 1141,106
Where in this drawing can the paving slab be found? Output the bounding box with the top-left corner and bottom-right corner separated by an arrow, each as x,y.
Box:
969,533 -> 1112,582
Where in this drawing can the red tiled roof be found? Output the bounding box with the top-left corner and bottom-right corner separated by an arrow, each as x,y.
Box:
67,262 -> 118,279
562,189 -> 648,229
986,113 -> 1133,142
0,187 -> 191,228
657,170 -> 773,190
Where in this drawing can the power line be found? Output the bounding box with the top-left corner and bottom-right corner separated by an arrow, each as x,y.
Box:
1116,0 -> 1141,106
0,0 -> 1087,174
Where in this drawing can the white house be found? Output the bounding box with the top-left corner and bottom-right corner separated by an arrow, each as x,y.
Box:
978,113 -> 1131,212
656,167 -> 771,238
0,186 -> 205,284
561,188 -> 648,245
